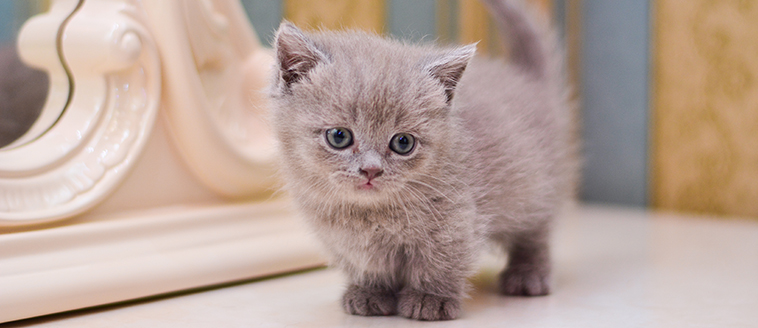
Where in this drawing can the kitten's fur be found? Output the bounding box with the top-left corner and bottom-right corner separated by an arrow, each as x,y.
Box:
269,0 -> 575,321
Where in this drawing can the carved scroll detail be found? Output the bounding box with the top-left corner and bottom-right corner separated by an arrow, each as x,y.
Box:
0,0 -> 161,225
142,0 -> 278,198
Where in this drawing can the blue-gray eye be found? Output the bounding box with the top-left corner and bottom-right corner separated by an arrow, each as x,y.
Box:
390,133 -> 415,155
326,128 -> 353,149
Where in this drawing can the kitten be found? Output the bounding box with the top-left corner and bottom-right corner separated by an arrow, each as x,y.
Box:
269,0 -> 576,321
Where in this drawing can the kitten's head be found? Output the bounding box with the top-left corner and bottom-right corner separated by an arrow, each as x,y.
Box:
269,22 -> 475,206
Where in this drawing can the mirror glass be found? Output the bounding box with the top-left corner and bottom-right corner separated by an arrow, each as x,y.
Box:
0,1 -> 52,149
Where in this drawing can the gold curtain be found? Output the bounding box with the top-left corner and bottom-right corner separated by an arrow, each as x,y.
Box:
652,0 -> 758,217
284,0 -> 385,32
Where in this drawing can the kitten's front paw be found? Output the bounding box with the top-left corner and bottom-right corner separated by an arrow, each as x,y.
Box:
498,266 -> 550,296
397,288 -> 460,321
342,285 -> 397,316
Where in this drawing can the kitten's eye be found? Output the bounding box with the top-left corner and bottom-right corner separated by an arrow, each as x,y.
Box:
390,133 -> 415,155
325,128 -> 353,149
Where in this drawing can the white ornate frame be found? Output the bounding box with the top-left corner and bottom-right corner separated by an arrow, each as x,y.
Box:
0,0 -> 324,323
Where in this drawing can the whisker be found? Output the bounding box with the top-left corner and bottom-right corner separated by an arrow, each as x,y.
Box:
407,179 -> 457,205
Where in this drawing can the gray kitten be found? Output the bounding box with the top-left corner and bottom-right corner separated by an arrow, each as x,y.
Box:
269,0 -> 576,321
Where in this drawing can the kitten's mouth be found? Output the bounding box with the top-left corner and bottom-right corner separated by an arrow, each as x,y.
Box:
357,180 -> 378,191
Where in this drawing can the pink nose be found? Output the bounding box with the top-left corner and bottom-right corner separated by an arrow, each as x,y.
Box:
360,167 -> 383,180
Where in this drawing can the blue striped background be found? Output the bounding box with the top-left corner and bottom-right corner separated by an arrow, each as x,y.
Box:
578,1 -> 650,206
0,2 -> 24,44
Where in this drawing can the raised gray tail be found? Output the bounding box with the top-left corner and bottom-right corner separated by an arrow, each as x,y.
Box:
481,0 -> 577,195
479,0 -> 555,79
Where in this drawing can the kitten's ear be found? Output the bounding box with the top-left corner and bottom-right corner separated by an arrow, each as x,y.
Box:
274,21 -> 329,89
424,44 -> 477,103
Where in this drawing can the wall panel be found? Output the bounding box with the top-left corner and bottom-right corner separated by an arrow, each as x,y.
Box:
580,1 -> 650,206
283,0 -> 385,33
652,0 -> 758,217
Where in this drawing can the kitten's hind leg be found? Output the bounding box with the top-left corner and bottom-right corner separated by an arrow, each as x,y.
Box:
498,228 -> 551,296
342,284 -> 397,316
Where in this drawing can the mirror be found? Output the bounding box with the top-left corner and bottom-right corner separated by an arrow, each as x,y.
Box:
0,1 -> 55,149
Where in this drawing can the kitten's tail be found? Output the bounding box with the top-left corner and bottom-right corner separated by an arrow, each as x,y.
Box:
482,0 -> 580,197
479,0 -> 559,80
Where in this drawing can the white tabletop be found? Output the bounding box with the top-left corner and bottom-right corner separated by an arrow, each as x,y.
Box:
6,204 -> 758,327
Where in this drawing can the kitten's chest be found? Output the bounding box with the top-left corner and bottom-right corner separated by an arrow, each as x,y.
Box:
325,209 -> 413,244
315,209 -> 417,270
